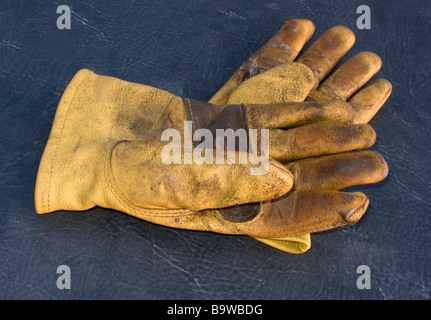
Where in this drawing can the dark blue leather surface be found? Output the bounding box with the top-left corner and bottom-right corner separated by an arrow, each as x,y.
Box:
0,0 -> 429,299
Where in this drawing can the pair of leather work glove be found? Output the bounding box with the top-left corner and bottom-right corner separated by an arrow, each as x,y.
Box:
35,19 -> 391,253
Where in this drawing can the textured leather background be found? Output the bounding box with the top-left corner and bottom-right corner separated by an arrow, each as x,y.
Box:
0,0 -> 429,299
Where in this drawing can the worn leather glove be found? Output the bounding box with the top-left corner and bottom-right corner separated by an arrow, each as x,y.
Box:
210,19 -> 392,125
35,66 -> 376,241
209,19 -> 391,252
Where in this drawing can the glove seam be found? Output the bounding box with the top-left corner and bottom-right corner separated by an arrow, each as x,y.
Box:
320,83 -> 343,101
184,98 -> 196,132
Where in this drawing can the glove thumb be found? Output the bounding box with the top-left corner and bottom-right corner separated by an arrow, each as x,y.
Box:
111,141 -> 294,211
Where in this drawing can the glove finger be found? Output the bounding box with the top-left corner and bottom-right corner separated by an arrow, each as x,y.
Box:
269,123 -> 376,162
239,19 -> 316,80
208,19 -> 315,105
296,25 -> 355,88
285,150 -> 388,191
246,100 -> 352,129
348,78 -> 392,124
157,190 -> 368,238
233,190 -> 369,238
312,51 -> 383,101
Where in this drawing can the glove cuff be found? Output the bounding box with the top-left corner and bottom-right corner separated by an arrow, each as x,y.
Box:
35,69 -> 92,214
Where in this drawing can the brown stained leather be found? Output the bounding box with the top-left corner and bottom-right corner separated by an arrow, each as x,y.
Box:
35,69 -> 294,216
35,21 -> 391,249
184,98 -> 262,222
245,100 -> 353,129
184,98 -> 249,151
203,18 -> 390,241
184,96 -> 381,223
255,190 -> 370,237
208,19 -> 315,105
154,189 -> 370,238
309,51 -> 383,102
35,68 -> 385,238
191,63 -> 381,233
285,150 -> 389,191
348,79 -> 392,124
183,95 -> 376,223
269,122 -> 376,162
207,20 -> 391,252
227,63 -> 314,105
298,33 -> 392,124
296,25 -> 355,87
218,202 -> 261,223
239,19 -> 315,81
210,20 -> 392,125
183,97 -> 377,223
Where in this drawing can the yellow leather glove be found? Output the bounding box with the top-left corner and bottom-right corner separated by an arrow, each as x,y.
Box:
209,19 -> 391,253
210,19 -> 392,123
35,66 -> 377,241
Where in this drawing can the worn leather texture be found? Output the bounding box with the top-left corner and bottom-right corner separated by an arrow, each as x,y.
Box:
0,0 -> 429,299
